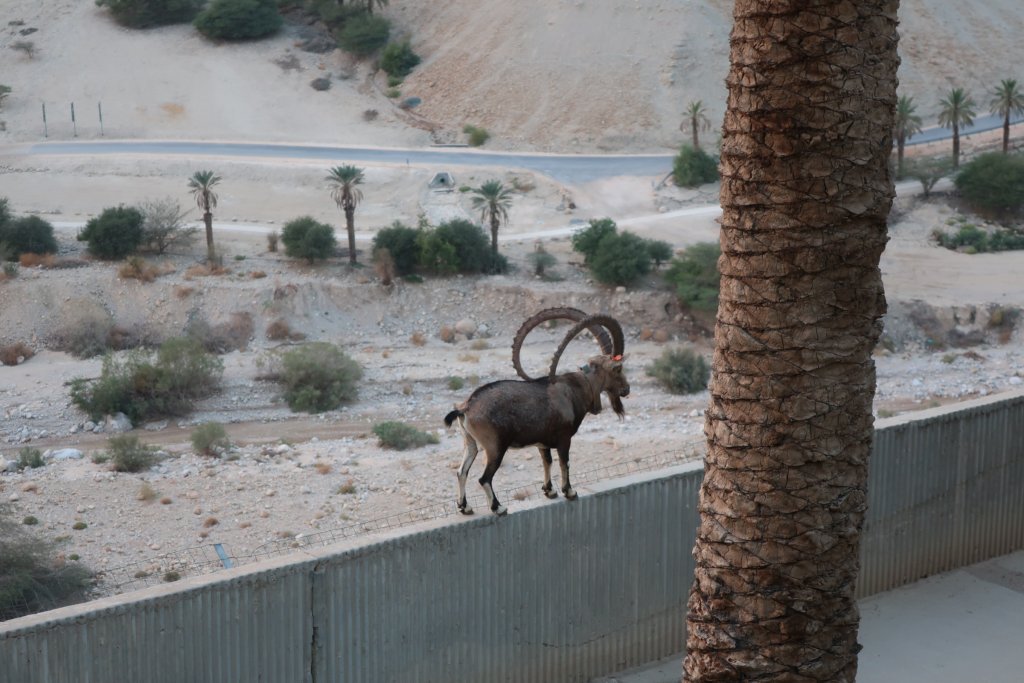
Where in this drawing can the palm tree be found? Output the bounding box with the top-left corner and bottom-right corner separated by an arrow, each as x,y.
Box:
683,100 -> 712,150
326,165 -> 364,265
470,180 -> 513,255
989,79 -> 1024,154
894,95 -> 923,177
187,170 -> 221,262
684,1 -> 899,681
938,87 -> 977,168
363,0 -> 388,15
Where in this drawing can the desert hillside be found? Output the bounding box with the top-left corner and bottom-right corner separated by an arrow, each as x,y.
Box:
2,0 -> 1023,151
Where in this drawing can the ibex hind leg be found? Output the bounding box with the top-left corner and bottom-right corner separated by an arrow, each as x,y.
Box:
455,427 -> 478,515
479,449 -> 508,516
539,447 -> 558,499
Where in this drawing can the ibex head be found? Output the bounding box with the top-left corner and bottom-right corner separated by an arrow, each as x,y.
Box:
511,308 -> 629,416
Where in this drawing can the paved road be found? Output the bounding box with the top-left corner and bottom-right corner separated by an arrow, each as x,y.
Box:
13,140 -> 674,185
907,112 -> 1024,145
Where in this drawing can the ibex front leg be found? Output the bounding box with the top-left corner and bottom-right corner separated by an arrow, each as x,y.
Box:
557,441 -> 577,501
539,447 -> 558,499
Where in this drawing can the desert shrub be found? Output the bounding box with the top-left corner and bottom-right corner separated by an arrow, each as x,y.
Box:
372,421 -> 438,450
104,435 -> 158,473
906,156 -> 953,198
418,219 -> 503,275
17,447 -> 44,470
77,205 -> 144,259
673,145 -> 719,187
1,262 -> 17,279
0,215 -> 58,261
267,230 -> 279,252
372,221 -> 421,275
645,239 -> 674,268
96,0 -> 203,28
139,197 -> 196,255
0,505 -> 93,621
56,306 -> 117,359
571,218 -> 617,265
987,229 -> 1024,252
646,347 -> 711,394
447,376 -> 465,390
363,109 -> 379,121
118,255 -> 160,282
281,216 -> 337,263
22,516 -> 38,526
11,41 -> 36,59
935,224 -> 1024,253
664,241 -> 721,312
954,152 -> 1024,218
589,231 -> 652,286
336,13 -> 390,56
194,0 -> 282,40
0,342 -> 33,366
69,337 -> 224,422
372,247 -> 396,285
311,77 -> 331,91
279,343 -> 362,412
528,245 -> 557,277
463,124 -> 490,147
191,422 -> 231,456
186,312 -> 254,353
266,319 -> 297,341
380,41 -> 420,78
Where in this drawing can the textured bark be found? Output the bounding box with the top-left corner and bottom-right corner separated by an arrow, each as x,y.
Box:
344,204 -> 357,265
684,2 -> 899,681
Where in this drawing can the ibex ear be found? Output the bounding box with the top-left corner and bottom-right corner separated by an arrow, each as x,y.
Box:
579,363 -> 592,374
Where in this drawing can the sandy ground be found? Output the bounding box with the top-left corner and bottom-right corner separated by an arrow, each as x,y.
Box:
0,0 -> 1023,603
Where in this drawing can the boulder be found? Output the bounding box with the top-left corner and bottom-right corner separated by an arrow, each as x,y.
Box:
49,448 -> 84,461
454,318 -> 477,336
104,412 -> 133,433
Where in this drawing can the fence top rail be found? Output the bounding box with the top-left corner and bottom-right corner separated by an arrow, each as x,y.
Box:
874,388 -> 1024,431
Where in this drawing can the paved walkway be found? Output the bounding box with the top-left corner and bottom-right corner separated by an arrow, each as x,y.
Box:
596,550 -> 1024,683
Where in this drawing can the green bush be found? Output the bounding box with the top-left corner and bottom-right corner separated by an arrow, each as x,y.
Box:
380,41 -> 420,78
17,448 -> 44,471
372,221 -> 421,275
194,0 -> 282,40
589,231 -> 652,286
104,435 -> 158,473
673,145 -> 719,187
527,246 -> 558,277
0,215 -> 58,261
417,219 -> 501,275
372,421 -> 439,450
77,206 -> 144,259
645,239 -> 674,268
447,376 -> 464,390
279,343 -> 362,412
954,152 -> 1024,218
281,216 -> 337,262
304,0 -> 365,29
463,125 -> 490,147
905,156 -> 952,198
935,224 -> 1024,253
0,505 -> 93,621
96,0 -> 203,28
646,347 -> 711,394
336,13 -> 390,56
664,242 -> 721,312
571,218 -> 617,265
191,422 -> 231,456
70,337 -> 224,423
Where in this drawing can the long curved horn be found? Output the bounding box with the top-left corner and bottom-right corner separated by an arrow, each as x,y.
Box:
511,307 -> 611,380
548,314 -> 624,380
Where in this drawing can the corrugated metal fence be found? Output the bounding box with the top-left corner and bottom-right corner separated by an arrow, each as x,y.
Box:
2,391 -> 1023,683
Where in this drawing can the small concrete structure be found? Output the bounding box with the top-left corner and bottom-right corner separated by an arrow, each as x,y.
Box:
428,171 -> 455,191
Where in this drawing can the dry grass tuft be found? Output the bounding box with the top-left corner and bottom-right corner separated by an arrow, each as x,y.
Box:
159,497 -> 173,505
439,326 -> 455,343
314,461 -> 332,475
457,353 -> 479,363
136,482 -> 158,502
174,285 -> 195,299
250,270 -> 267,279
410,331 -> 426,346
202,517 -> 219,528
184,263 -> 230,279
118,256 -> 160,283
470,339 -> 489,350
266,319 -> 292,341
18,253 -> 56,268
0,342 -> 34,366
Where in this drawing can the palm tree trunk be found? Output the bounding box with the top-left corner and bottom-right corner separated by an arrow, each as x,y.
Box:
204,212 -> 215,263
684,2 -> 898,681
1003,112 -> 1010,153
953,123 -> 960,168
897,134 -> 906,177
490,216 -> 499,254
692,118 -> 700,150
345,208 -> 357,265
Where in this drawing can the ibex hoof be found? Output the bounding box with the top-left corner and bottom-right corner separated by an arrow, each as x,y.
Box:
543,488 -> 558,499
564,489 -> 578,501
458,505 -> 474,515
493,505 -> 508,516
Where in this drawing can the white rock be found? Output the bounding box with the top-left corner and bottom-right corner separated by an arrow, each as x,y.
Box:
104,412 -> 133,433
50,448 -> 84,461
8,493 -> 20,502
1009,376 -> 1023,386
454,318 -> 477,336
